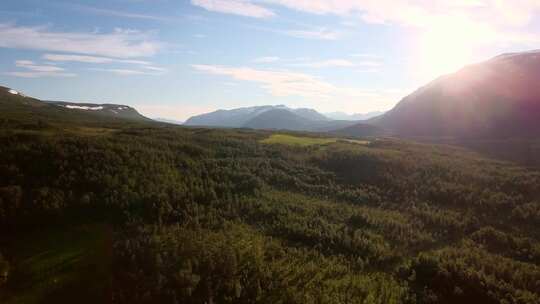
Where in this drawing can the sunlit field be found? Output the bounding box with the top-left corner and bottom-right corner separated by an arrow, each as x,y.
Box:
261,134 -> 338,146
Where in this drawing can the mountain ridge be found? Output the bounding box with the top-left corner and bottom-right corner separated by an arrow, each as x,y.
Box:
184,105 -> 363,132
0,86 -> 150,123
340,49 -> 540,140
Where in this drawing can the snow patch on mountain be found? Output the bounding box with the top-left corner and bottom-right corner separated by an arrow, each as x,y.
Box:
64,105 -> 104,111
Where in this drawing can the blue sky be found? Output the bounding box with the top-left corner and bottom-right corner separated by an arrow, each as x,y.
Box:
1,0 -> 539,120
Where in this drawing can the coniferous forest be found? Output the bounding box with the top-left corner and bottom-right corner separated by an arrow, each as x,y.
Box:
1,95 -> 540,304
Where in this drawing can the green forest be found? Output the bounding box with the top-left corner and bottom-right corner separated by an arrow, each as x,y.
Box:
1,98 -> 540,304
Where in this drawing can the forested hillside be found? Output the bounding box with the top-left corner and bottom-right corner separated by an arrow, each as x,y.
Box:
1,93 -> 540,304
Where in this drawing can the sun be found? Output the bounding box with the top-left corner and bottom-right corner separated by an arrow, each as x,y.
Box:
414,16 -> 492,82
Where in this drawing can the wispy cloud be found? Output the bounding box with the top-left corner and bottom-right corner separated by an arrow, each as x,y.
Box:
191,64 -> 396,102
291,59 -> 381,68
350,53 -> 381,59
41,54 -> 166,76
15,60 -> 64,72
6,60 -> 75,78
258,1 -> 483,25
244,24 -> 344,41
0,23 -> 162,58
6,71 -> 76,78
191,0 -> 275,18
43,54 -> 152,65
62,3 -> 173,22
89,67 -> 165,76
261,0 -> 540,45
284,28 -> 341,40
143,66 -> 167,72
192,64 -> 335,98
251,56 -> 382,70
187,1 -> 539,45
253,56 -> 280,63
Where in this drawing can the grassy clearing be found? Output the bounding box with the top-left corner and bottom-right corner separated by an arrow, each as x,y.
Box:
340,138 -> 371,145
261,134 -> 337,146
261,134 -> 371,147
0,224 -> 112,304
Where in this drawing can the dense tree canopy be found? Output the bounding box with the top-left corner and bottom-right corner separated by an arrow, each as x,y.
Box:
1,104 -> 540,303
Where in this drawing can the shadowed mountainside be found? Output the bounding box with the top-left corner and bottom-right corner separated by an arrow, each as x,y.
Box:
370,50 -> 540,138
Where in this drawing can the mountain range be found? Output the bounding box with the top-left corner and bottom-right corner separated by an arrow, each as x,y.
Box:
184,49 -> 540,141
3,49 -> 540,144
183,104 -> 369,132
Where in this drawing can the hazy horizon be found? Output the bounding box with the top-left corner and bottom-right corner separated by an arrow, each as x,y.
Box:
1,1 -> 540,120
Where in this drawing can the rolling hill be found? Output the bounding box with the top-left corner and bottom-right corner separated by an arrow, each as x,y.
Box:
47,101 -> 149,121
0,86 -> 150,125
0,86 -> 44,107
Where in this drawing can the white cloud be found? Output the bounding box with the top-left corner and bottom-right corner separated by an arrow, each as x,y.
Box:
261,0 -> 539,26
40,54 -> 166,76
188,0 -> 540,46
89,68 -> 164,76
0,23 -> 161,58
292,59 -> 381,68
42,54 -> 152,65
63,3 -> 173,22
6,71 -> 76,78
253,56 -> 280,63
261,0 -> 540,45
143,66 -> 168,72
6,60 -> 76,78
294,59 -> 354,68
350,53 -> 381,58
191,0 -> 274,18
15,60 -> 65,72
284,28 -> 341,40
244,24 -> 344,40
192,64 -> 336,98
191,64 -> 402,111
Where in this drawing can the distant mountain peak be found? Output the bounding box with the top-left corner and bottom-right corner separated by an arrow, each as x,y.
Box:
184,104 -> 329,128
183,104 -> 363,132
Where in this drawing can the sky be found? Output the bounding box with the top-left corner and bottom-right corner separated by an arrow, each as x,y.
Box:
1,0 -> 539,121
